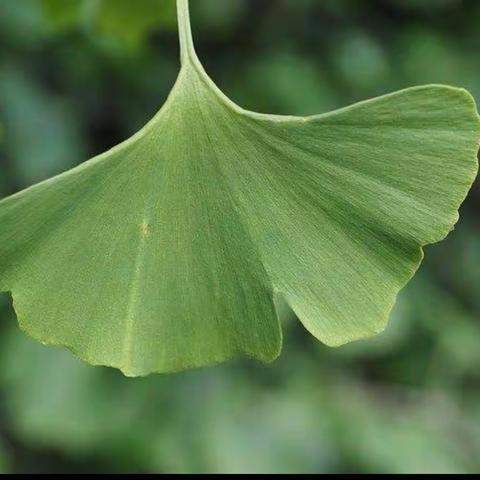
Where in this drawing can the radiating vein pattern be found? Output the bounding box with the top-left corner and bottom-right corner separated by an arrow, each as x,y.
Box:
0,0 -> 479,375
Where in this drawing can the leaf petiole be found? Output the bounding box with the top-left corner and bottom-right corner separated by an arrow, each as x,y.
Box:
177,0 -> 196,67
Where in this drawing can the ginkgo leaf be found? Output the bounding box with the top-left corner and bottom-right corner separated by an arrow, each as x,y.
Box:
0,0 -> 479,376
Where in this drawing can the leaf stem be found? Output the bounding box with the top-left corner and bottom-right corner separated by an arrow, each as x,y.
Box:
177,0 -> 196,66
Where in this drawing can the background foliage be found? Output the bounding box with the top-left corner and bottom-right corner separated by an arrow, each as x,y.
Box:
0,0 -> 479,473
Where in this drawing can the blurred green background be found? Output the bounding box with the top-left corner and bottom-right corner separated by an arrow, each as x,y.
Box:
0,0 -> 480,474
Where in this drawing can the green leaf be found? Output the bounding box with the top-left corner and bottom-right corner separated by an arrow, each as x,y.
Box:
40,0 -> 177,48
0,0 -> 479,376
93,0 -> 177,49
40,0 -> 84,32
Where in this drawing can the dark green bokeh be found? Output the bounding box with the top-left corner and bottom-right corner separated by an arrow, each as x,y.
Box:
0,0 -> 479,474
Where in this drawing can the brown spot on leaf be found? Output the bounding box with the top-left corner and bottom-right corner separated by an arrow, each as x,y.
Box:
140,221 -> 150,237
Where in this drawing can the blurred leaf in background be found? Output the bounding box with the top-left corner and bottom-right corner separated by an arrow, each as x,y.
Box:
0,0 -> 480,474
41,0 -> 177,50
